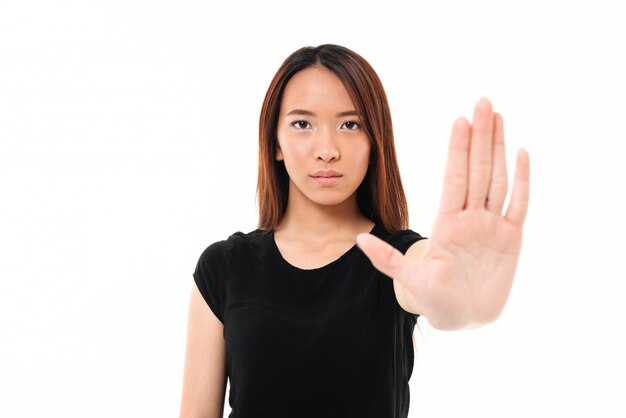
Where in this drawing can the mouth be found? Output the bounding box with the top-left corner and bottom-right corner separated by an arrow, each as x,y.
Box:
310,170 -> 342,177
310,175 -> 342,186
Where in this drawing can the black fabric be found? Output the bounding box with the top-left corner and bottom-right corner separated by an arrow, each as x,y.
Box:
193,223 -> 425,418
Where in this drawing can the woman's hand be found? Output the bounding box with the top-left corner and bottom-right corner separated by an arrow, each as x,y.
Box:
356,98 -> 530,330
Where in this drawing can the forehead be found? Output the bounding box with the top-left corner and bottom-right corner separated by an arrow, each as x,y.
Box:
280,66 -> 355,112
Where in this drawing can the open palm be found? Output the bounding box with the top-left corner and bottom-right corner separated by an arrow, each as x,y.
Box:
357,98 -> 530,329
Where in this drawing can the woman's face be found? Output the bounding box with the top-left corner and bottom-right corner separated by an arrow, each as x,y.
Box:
275,65 -> 371,208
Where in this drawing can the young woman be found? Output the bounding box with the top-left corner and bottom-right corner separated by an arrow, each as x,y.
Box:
179,44 -> 530,418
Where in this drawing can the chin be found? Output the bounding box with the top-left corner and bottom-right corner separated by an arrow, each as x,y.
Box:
307,189 -> 358,207
288,179 -> 359,207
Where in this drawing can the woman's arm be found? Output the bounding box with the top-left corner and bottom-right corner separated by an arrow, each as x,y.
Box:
179,282 -> 227,418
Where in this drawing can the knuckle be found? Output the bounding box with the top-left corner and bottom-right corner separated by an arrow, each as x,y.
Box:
445,173 -> 466,189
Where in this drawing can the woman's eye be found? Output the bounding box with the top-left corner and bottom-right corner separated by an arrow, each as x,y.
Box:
342,121 -> 360,130
292,120 -> 311,129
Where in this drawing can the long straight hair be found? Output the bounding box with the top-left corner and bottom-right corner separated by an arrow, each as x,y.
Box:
256,44 -> 409,233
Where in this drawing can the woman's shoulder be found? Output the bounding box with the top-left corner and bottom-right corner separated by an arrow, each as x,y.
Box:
197,228 -> 270,262
377,224 -> 424,241
379,225 -> 426,254
228,228 -> 272,240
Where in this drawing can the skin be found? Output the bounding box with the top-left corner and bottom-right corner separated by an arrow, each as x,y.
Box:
273,65 -> 376,268
179,284 -> 227,418
179,63 -> 530,417
356,99 -> 531,330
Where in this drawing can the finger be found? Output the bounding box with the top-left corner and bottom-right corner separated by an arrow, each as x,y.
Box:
505,149 -> 530,226
467,98 -> 495,209
486,112 -> 508,214
355,233 -> 417,286
439,116 -> 470,214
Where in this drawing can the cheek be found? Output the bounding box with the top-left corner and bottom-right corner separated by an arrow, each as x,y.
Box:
276,138 -> 310,168
278,134 -> 309,157
353,140 -> 371,168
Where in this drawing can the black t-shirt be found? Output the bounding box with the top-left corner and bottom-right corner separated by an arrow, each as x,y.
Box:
193,222 -> 425,418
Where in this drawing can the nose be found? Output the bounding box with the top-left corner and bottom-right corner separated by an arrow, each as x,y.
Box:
314,127 -> 339,162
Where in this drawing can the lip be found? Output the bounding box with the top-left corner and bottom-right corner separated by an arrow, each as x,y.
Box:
311,176 -> 341,186
310,170 -> 342,177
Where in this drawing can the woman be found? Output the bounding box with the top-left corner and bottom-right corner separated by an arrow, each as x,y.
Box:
179,44 -> 530,418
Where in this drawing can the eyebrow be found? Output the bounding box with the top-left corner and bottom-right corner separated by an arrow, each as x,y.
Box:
285,109 -> 361,117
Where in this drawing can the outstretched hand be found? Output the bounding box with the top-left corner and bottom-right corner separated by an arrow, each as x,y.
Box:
356,98 -> 530,330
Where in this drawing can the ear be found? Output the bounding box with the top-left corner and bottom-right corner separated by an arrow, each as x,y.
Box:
275,146 -> 284,161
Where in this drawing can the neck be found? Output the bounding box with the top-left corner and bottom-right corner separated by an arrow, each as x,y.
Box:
276,186 -> 372,240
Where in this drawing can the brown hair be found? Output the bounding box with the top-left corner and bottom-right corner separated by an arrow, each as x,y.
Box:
256,44 -> 409,233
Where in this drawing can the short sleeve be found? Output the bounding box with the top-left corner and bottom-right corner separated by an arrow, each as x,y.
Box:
389,228 -> 427,255
192,240 -> 230,324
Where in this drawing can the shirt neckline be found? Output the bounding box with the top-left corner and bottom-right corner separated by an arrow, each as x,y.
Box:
269,223 -> 379,274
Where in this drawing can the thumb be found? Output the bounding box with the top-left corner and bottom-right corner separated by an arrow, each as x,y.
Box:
355,233 -> 409,284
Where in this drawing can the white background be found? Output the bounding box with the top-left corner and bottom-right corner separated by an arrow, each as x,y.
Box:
1,0 -> 625,417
